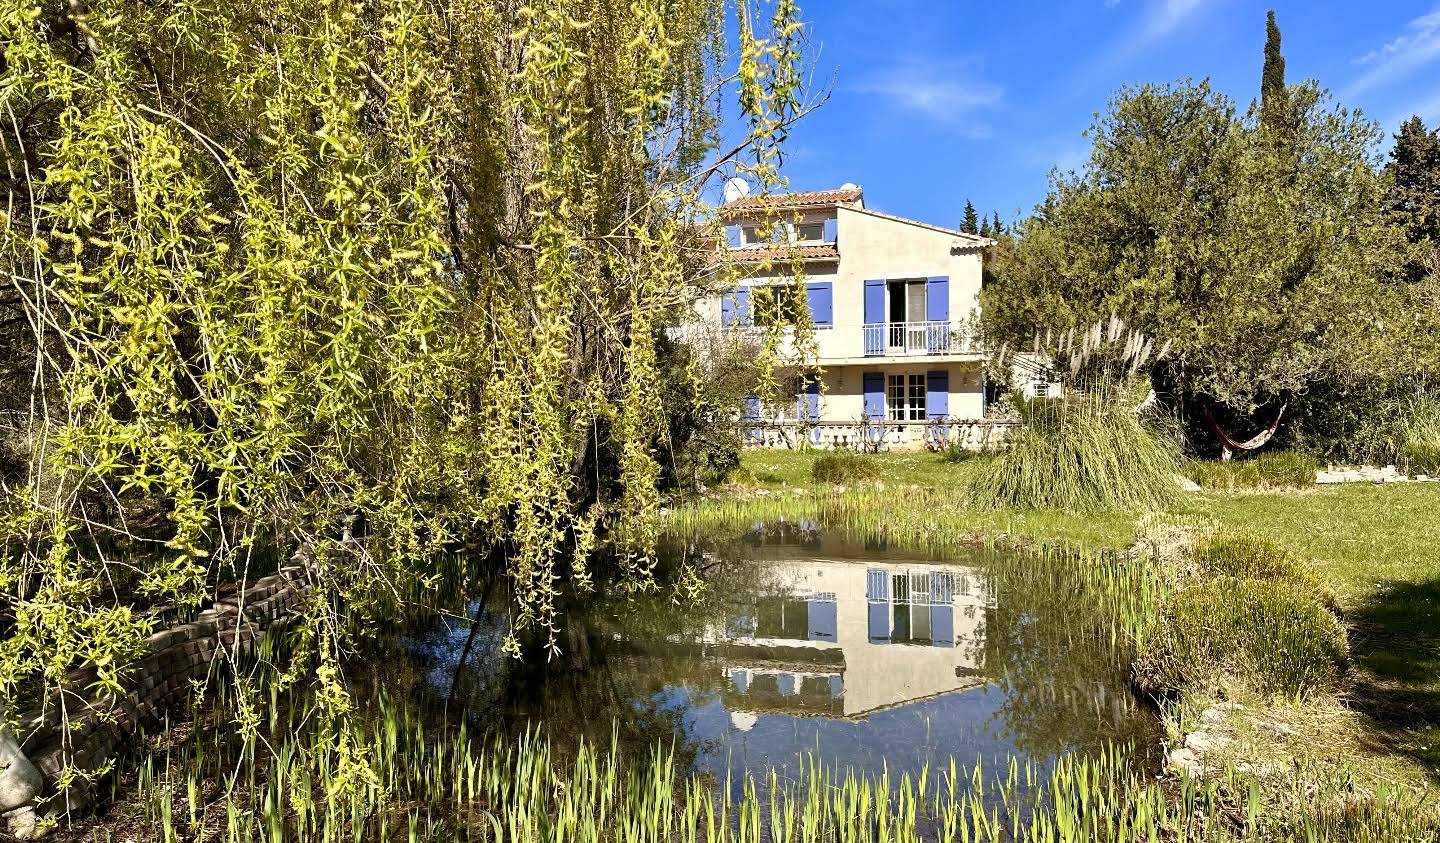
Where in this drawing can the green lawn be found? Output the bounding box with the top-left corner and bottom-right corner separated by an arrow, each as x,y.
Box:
707,449 -> 1440,783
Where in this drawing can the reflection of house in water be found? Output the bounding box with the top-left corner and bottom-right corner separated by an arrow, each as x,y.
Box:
713,560 -> 994,719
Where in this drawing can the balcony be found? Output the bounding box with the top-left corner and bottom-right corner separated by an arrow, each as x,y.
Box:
863,321 -> 958,356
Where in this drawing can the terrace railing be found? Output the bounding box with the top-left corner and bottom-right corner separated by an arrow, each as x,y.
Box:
863,321 -> 956,356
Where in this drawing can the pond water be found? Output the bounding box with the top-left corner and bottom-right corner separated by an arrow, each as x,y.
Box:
360,523 -> 1159,794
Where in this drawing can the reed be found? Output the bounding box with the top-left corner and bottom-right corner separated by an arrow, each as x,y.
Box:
109,694 -> 1437,843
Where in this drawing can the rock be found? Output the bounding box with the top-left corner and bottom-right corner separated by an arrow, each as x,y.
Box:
0,729 -> 41,813
1184,730 -> 1232,754
3,807 -> 43,840
1250,717 -> 1298,737
1166,746 -> 1203,778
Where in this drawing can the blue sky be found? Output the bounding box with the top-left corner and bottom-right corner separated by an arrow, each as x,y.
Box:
759,1 -> 1440,229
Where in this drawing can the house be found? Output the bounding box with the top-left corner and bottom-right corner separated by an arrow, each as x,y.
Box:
698,184 -> 1023,449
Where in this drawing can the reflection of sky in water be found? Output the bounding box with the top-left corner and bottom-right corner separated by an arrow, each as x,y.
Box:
372,532 -> 1158,794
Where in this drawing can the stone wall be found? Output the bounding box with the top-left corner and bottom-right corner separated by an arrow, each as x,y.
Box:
2,559 -> 318,836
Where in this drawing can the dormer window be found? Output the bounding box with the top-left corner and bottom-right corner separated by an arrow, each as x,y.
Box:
795,222 -> 824,243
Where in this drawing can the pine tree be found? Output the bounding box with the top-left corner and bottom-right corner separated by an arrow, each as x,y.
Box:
1384,116 -> 1440,278
1260,10 -> 1291,138
991,211 -> 1004,237
962,200 -> 979,234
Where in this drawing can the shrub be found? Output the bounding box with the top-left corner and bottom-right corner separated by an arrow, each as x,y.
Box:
810,450 -> 879,484
1135,576 -> 1346,700
1192,531 -> 1336,610
939,443 -> 991,464
1252,451 -> 1318,486
967,395 -> 1182,512
1184,451 -> 1317,490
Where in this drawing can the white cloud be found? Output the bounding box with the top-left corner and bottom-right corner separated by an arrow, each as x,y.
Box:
1136,0 -> 1207,45
851,60 -> 1002,137
1345,6 -> 1440,96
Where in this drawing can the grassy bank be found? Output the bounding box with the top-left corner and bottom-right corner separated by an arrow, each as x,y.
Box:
675,450 -> 1440,795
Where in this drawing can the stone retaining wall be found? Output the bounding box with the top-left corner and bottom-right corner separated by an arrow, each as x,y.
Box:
2,559 -> 319,836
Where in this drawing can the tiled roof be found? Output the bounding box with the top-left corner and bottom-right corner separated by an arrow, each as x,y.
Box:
724,244 -> 840,263
722,186 -> 864,211
846,206 -> 993,246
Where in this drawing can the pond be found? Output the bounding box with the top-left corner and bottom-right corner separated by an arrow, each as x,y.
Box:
357,522 -> 1160,798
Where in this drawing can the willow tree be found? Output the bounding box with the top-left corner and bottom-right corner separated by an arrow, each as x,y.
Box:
0,0 -> 808,737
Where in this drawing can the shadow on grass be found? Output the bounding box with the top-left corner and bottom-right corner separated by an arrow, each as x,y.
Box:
1347,575 -> 1440,779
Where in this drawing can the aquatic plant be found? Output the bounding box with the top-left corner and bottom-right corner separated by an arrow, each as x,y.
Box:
105,696 -> 1437,843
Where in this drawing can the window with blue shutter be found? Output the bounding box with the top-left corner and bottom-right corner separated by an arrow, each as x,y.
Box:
721,288 -> 751,328
796,374 -> 821,423
725,225 -> 742,248
805,282 -> 833,327
822,217 -> 838,243
863,372 -> 885,420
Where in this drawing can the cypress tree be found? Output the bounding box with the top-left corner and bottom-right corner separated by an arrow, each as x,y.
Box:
962,200 -> 979,234
1260,10 -> 1290,137
991,211 -> 1004,237
979,217 -> 993,238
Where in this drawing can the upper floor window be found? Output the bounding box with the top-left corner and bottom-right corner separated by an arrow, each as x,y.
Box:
751,285 -> 806,327
738,220 -> 831,247
794,222 -> 825,243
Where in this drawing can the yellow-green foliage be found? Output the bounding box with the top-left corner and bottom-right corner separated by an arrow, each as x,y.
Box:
0,0 -> 806,729
1191,531 -> 1336,609
1185,452 -> 1318,490
1136,577 -> 1346,700
810,450 -> 879,484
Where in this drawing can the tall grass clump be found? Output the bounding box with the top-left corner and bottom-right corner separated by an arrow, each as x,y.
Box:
1190,532 -> 1336,609
972,317 -> 1181,512
1185,452 -> 1318,490
1135,576 -> 1346,701
1398,393 -> 1440,474
810,450 -> 879,484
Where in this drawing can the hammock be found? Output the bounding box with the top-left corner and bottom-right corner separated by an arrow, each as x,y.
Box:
1202,403 -> 1287,461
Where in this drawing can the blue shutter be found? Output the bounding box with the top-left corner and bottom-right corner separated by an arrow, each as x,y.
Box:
863,372 -> 885,420
822,217 -> 838,243
864,280 -> 885,356
721,289 -> 736,327
743,394 -> 762,446
926,277 -> 949,351
805,282 -> 833,326
807,600 -> 837,641
734,287 -> 751,327
929,606 -> 954,648
926,370 -> 948,418
926,276 -> 949,321
797,375 -> 821,423
866,568 -> 891,642
726,224 -> 742,248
